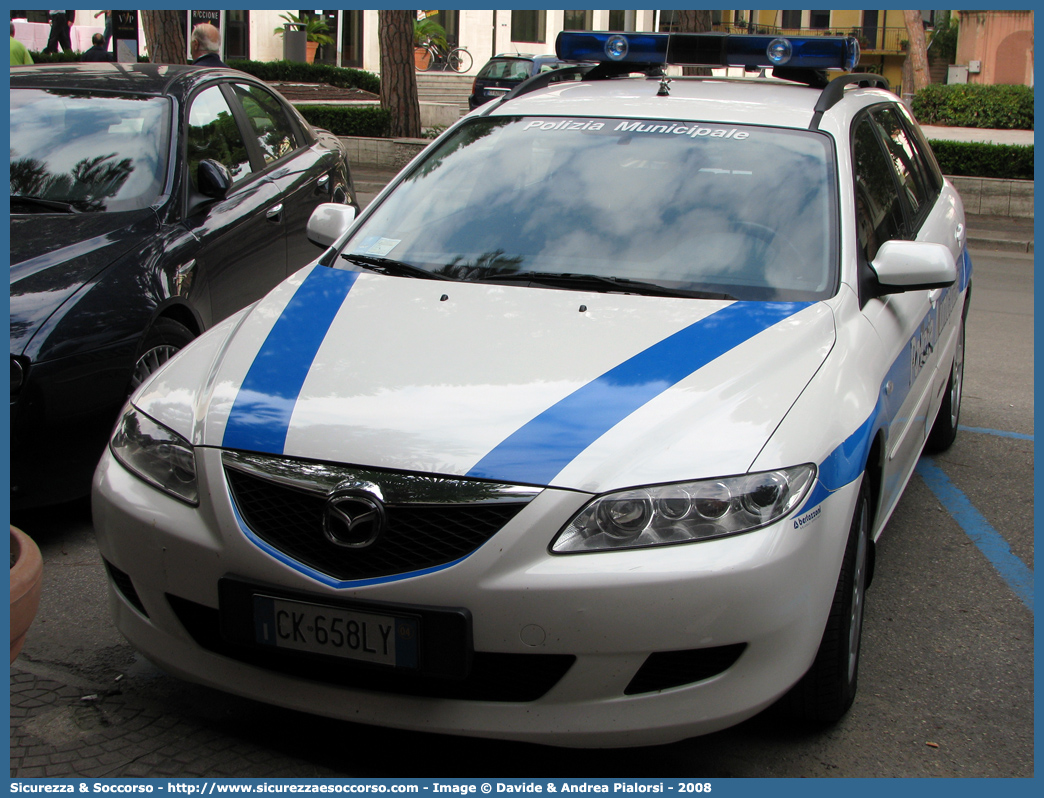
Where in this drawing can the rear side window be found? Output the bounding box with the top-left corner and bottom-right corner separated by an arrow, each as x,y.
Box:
852,115 -> 905,262
869,106 -> 932,221
231,83 -> 300,164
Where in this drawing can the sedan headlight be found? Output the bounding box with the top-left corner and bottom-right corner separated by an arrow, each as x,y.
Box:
110,407 -> 198,505
552,465 -> 816,553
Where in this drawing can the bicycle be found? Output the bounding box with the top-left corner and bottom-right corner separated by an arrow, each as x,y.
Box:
414,38 -> 473,73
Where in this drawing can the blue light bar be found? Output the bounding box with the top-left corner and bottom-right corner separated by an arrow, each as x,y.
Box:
556,31 -> 668,64
556,31 -> 860,72
723,35 -> 860,71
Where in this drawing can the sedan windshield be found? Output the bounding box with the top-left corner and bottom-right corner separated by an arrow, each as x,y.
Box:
10,89 -> 171,212
343,116 -> 838,301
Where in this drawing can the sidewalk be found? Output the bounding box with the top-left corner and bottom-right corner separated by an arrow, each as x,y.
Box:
965,213 -> 1034,253
920,125 -> 1033,147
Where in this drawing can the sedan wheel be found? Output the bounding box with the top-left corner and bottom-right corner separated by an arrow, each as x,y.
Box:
925,309 -> 966,453
129,318 -> 195,392
779,476 -> 871,724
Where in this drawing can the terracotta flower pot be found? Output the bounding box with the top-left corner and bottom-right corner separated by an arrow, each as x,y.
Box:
10,526 -> 43,663
306,41 -> 319,64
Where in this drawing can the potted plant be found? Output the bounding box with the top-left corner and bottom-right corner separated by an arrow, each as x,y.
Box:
10,526 -> 42,663
274,13 -> 335,64
413,16 -> 448,69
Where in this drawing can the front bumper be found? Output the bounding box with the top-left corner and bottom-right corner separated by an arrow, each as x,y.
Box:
92,446 -> 859,747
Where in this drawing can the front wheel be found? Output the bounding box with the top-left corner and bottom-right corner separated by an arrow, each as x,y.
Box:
780,476 -> 870,724
448,48 -> 472,73
128,318 -> 195,393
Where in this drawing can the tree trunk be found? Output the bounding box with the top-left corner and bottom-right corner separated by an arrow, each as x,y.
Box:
903,10 -> 931,95
678,10 -> 714,76
379,10 -> 422,139
141,10 -> 187,65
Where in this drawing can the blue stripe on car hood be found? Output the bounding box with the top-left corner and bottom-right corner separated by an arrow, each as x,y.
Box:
467,301 -> 811,486
222,267 -> 360,454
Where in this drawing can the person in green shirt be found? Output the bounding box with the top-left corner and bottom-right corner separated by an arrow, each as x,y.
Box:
10,22 -> 34,66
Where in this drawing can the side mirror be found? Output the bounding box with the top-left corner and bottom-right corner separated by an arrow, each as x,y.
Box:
869,239 -> 957,294
196,159 -> 232,200
307,203 -> 358,249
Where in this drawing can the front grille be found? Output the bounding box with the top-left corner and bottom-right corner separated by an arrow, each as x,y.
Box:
624,644 -> 747,695
226,466 -> 529,581
168,594 -> 575,702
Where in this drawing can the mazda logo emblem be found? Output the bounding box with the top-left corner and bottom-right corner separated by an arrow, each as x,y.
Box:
323,484 -> 385,549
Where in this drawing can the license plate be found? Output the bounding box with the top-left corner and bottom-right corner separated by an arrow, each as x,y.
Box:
252,595 -> 418,669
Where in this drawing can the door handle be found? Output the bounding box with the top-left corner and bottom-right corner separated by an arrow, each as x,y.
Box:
266,203 -> 284,222
954,222 -> 965,245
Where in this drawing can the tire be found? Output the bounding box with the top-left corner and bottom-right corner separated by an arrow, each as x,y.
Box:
780,476 -> 870,724
449,48 -> 472,73
128,318 -> 195,393
925,310 -> 966,453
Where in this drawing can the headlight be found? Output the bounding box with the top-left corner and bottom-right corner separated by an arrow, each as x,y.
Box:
551,465 -> 816,553
110,407 -> 198,505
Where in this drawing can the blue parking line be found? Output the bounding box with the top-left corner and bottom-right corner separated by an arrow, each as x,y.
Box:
961,426 -> 1034,442
916,458 -> 1033,613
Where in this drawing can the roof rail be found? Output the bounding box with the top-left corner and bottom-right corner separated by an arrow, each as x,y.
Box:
810,73 -> 891,129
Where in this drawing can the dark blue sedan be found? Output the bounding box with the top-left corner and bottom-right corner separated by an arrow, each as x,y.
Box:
10,63 -> 357,508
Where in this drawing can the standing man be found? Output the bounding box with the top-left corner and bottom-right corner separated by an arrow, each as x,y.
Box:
190,23 -> 226,67
94,10 -> 112,48
81,33 -> 112,62
44,10 -> 74,54
10,22 -> 33,65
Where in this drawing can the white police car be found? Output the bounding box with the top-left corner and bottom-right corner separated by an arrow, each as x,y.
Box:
92,31 -> 970,747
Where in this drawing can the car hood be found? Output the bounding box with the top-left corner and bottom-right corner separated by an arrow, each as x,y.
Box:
10,209 -> 158,355
136,264 -> 836,493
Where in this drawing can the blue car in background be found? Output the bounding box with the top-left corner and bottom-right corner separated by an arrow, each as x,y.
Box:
468,53 -> 582,109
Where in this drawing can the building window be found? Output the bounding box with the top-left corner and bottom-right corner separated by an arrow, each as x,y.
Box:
609,10 -> 636,31
511,11 -> 545,44
423,10 -> 460,47
809,10 -> 831,29
781,10 -> 802,29
658,10 -> 681,32
340,10 -> 363,68
224,10 -> 249,61
564,10 -> 593,31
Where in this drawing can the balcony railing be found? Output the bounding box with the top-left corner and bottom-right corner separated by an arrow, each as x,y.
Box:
711,23 -> 915,55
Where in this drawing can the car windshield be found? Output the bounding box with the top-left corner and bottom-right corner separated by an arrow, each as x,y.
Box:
10,89 -> 171,212
343,116 -> 839,301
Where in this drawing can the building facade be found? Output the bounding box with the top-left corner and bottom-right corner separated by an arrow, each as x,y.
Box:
11,10 -> 1032,91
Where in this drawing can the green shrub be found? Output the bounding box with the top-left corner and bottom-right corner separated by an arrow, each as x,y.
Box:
230,60 -> 380,95
297,105 -> 391,138
27,50 -> 84,63
929,140 -> 1033,180
913,84 -> 1033,130
28,50 -> 149,63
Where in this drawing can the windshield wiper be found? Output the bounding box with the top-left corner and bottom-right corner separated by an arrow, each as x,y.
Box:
339,253 -> 452,281
473,271 -> 735,300
11,195 -> 81,214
